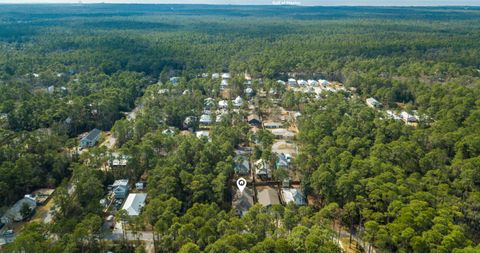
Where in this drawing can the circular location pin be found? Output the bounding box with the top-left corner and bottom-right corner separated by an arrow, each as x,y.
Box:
236,178 -> 247,192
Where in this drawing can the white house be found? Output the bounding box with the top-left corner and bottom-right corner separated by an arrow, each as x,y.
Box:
297,80 -> 308,86
200,114 -> 212,125
318,79 -> 330,87
212,73 -> 220,79
400,111 -> 418,124
366,97 -> 382,108
233,96 -> 244,107
307,79 -> 319,86
218,100 -> 228,109
287,78 -> 297,86
281,188 -> 306,206
121,193 -> 147,216
221,73 -> 231,79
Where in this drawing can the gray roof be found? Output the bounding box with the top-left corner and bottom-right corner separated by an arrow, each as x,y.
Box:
233,188 -> 254,215
83,128 -> 101,141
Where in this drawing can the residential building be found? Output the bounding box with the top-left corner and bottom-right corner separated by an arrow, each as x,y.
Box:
281,188 -> 306,206
232,188 -> 254,216
255,159 -> 271,180
234,156 -> 250,175
257,188 -> 280,207
121,193 -> 147,216
271,128 -> 295,139
247,114 -> 262,127
1,195 -> 37,223
276,153 -> 291,169
287,78 -> 297,86
366,97 -> 382,108
264,122 -> 282,129
233,96 -> 244,107
112,179 -> 129,199
400,111 -> 418,125
80,128 -> 101,149
200,114 -> 212,125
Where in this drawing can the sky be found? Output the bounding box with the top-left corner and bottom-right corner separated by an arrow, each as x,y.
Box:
0,0 -> 479,5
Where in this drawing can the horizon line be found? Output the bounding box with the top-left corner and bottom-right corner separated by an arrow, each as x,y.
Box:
0,2 -> 479,6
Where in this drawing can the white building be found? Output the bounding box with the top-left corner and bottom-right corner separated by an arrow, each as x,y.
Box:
221,73 -> 231,79
281,188 -> 306,206
366,97 -> 382,108
233,96 -> 244,107
287,78 -> 297,86
121,193 -> 147,216
307,79 -> 319,86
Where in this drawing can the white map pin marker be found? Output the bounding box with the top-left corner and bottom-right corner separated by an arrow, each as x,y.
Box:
236,178 -> 247,193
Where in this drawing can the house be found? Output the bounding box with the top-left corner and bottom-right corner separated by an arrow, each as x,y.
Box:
276,153 -> 291,169
1,195 -> 37,223
247,114 -> 262,126
297,80 -> 308,86
234,156 -> 250,175
195,131 -> 210,141
162,127 -> 177,136
201,73 -> 209,78
257,188 -> 280,207
233,96 -> 244,107
111,179 -> 129,199
183,116 -> 197,129
80,128 -> 101,149
277,80 -> 286,86
121,193 -> 147,216
204,98 -> 216,109
255,159 -> 271,180
169,77 -> 180,85
220,79 -> 229,89
221,73 -> 231,79
386,110 -> 401,120
47,85 -> 55,94
232,188 -> 254,216
182,90 -> 191,95
366,97 -> 382,109
216,110 -> 228,123
109,153 -> 129,167
199,114 -> 212,125
271,128 -> 295,139
135,182 -> 144,190
307,80 -> 319,86
287,78 -> 297,86
281,188 -> 306,206
264,122 -> 282,129
245,87 -> 254,96
319,79 -> 330,87
158,89 -> 169,95
400,111 -> 418,125
212,73 -> 220,79
218,100 -> 228,109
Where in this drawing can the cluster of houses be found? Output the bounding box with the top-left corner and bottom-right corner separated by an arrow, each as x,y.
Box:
231,96 -> 306,215
366,97 -> 426,126
104,179 -> 146,217
280,78 -> 349,98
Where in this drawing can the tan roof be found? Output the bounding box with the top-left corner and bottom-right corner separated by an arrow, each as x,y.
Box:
257,188 -> 280,207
